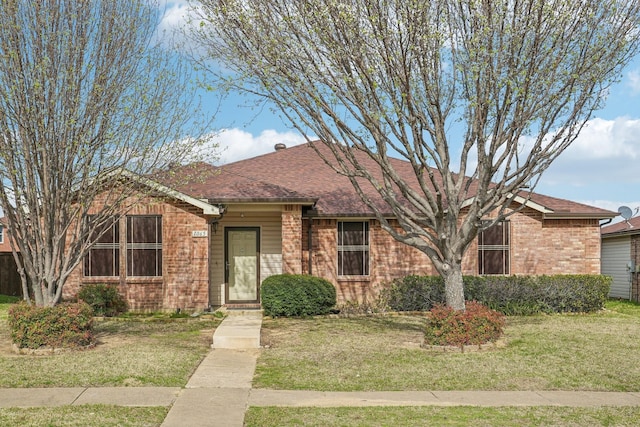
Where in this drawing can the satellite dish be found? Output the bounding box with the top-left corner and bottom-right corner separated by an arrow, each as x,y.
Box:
618,206 -> 633,220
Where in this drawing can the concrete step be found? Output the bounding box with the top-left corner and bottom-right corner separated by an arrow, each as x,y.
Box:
212,311 -> 263,349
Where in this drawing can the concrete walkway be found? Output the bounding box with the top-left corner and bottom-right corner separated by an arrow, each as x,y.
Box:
2,311 -> 640,426
161,310 -> 263,427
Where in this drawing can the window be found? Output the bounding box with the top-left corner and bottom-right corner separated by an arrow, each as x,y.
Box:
0,224 -> 3,243
84,217 -> 119,277
337,221 -> 369,276
478,220 -> 510,275
127,215 -> 162,276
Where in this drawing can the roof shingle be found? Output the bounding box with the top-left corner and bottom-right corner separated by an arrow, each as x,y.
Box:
168,142 -> 616,219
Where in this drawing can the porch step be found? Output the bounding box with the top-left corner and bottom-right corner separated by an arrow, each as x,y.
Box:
212,310 -> 263,349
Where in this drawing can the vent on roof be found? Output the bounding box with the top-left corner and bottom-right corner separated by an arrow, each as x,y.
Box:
274,143 -> 287,151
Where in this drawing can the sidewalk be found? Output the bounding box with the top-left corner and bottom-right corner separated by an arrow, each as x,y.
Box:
2,311 -> 640,426
161,310 -> 262,427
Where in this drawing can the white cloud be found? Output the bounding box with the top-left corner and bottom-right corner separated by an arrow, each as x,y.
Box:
537,116 -> 640,187
628,69 -> 640,95
563,117 -> 640,160
198,128 -> 309,165
156,1 -> 201,48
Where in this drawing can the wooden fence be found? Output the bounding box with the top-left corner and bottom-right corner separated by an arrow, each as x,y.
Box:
0,253 -> 22,296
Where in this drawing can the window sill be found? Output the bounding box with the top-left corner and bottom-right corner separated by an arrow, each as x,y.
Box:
125,276 -> 163,283
337,276 -> 371,282
82,277 -> 119,282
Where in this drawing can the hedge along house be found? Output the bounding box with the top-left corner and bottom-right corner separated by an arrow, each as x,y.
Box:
601,216 -> 640,302
64,142 -> 616,311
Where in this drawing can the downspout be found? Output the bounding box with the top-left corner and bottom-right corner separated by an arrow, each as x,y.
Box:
600,218 -> 613,227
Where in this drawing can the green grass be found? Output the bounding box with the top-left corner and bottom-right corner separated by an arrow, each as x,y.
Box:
255,300 -> 640,391
0,298 -> 221,387
0,405 -> 167,427
245,406 -> 640,427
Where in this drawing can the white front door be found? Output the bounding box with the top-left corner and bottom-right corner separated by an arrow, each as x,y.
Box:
226,228 -> 260,302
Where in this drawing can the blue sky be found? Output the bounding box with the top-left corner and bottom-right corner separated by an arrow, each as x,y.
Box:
160,1 -> 640,217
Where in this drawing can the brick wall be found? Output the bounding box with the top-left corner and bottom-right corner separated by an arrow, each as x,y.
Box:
65,195 -> 211,311
300,210 -> 604,304
281,205 -> 302,274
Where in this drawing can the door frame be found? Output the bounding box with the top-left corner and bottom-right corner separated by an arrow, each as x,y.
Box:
224,227 -> 261,304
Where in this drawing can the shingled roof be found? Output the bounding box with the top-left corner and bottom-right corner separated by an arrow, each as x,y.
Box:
602,216 -> 640,236
169,141 -> 617,219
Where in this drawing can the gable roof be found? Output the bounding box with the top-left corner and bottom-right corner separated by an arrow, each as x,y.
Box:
169,142 -> 616,219
113,169 -> 221,216
602,216 -> 640,237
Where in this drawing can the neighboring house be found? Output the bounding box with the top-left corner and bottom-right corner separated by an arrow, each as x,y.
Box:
63,142 -> 616,311
601,217 -> 640,302
0,217 -> 22,296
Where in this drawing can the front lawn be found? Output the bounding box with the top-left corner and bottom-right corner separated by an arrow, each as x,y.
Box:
255,300 -> 640,391
0,405 -> 167,427
245,406 -> 640,427
0,298 -> 220,387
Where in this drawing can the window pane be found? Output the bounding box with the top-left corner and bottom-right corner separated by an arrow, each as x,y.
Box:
84,217 -> 119,277
126,216 -> 162,277
337,221 -> 369,276
127,216 -> 162,244
340,250 -> 369,276
127,248 -> 162,276
340,222 -> 367,245
478,221 -> 509,275
86,248 -> 120,276
480,250 -> 509,275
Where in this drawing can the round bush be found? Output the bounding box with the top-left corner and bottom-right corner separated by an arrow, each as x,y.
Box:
424,301 -> 505,347
8,302 -> 95,349
261,274 -> 336,317
78,283 -> 128,317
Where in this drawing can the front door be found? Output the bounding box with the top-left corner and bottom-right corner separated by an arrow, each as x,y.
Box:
225,227 -> 260,303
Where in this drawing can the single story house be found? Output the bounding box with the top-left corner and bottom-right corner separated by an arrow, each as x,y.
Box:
63,142 -> 616,311
601,216 -> 640,301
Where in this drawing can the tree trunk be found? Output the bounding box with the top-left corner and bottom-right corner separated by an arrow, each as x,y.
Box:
441,262 -> 465,311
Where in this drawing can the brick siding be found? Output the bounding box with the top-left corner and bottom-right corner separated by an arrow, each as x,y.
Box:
293,209 -> 603,304
65,195 -> 211,312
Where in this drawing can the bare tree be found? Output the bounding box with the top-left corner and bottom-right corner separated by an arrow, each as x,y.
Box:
192,0 -> 640,310
0,1 -> 211,306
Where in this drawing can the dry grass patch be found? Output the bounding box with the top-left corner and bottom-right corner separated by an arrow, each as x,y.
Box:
255,302 -> 640,391
0,405 -> 167,427
245,406 -> 640,427
0,302 -> 220,387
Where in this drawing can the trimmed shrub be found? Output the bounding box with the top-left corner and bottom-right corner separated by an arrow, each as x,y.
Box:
424,301 -> 505,347
380,274 -> 611,315
380,275 -> 445,312
8,302 -> 94,349
78,284 -> 128,317
261,274 -> 336,317
470,275 -> 611,315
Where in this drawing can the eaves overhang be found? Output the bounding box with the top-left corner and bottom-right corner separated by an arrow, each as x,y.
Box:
460,193 -> 554,214
207,197 -> 318,205
115,169 -> 221,216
